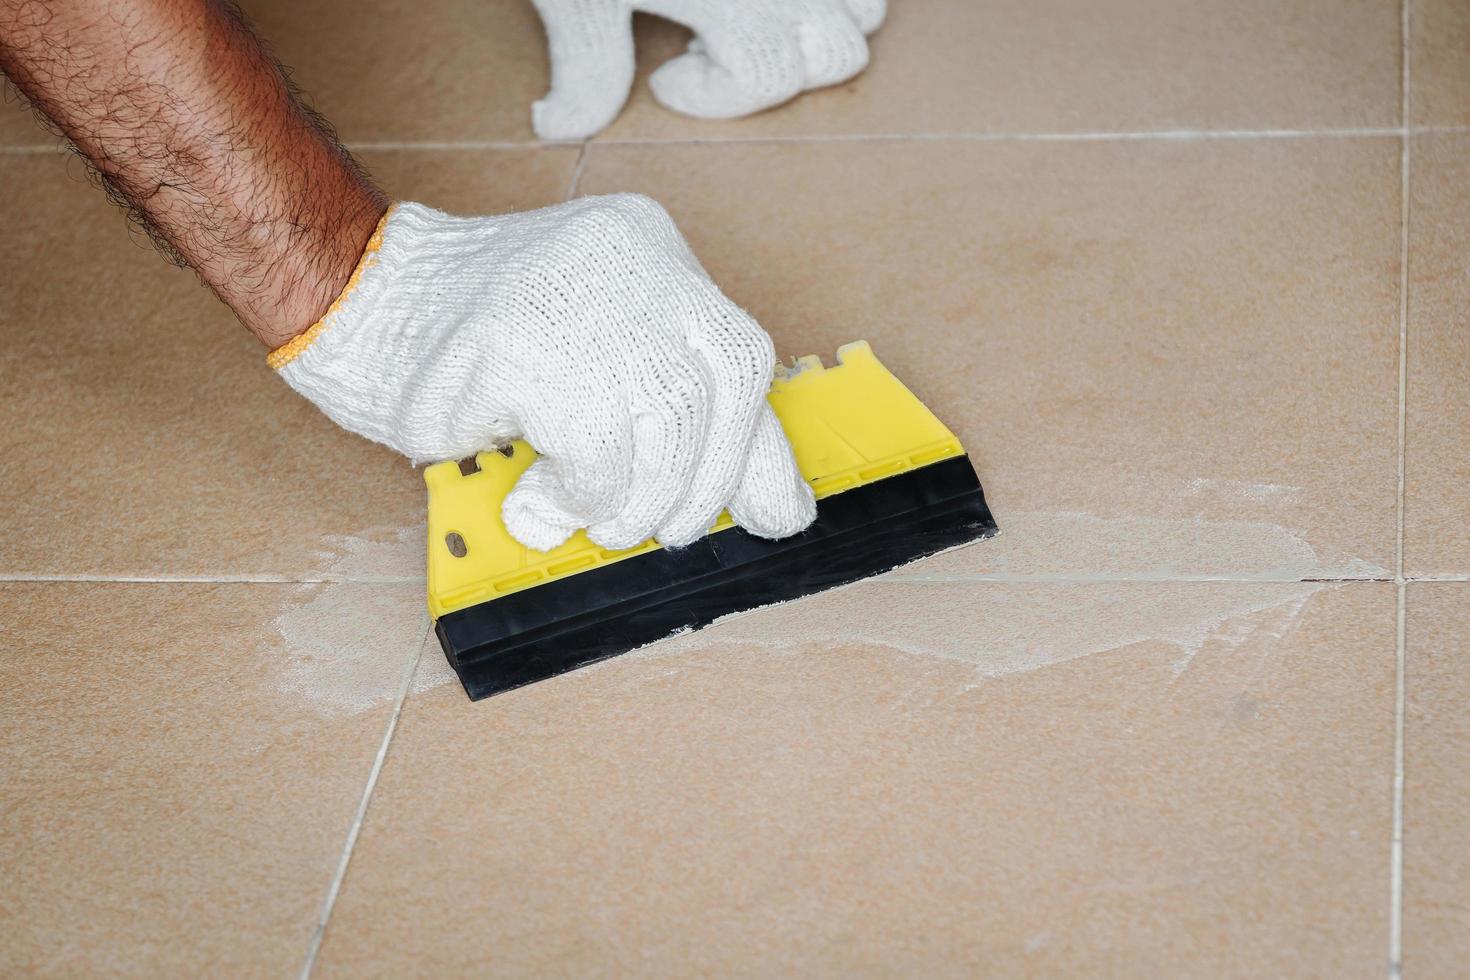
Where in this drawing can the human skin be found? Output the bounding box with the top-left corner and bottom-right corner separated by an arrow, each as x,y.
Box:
0,0 -> 386,348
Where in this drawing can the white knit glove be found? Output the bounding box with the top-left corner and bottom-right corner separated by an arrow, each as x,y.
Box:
531,0 -> 887,140
270,196 -> 817,552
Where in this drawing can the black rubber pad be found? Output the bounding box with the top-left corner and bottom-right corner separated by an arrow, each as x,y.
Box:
435,455 -> 997,700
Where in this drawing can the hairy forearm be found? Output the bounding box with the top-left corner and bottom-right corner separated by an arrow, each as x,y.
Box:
0,0 -> 386,346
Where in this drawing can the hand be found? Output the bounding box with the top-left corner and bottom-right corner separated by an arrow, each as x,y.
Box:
530,0 -> 887,140
271,194 -> 817,552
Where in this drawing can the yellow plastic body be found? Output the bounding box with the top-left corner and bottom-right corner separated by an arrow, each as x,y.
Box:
425,341 -> 965,620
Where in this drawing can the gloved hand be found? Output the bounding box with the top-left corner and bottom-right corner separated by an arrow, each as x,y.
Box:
530,0 -> 887,140
270,194 -> 817,552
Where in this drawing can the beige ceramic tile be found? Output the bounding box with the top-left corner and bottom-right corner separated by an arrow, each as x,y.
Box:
0,84 -> 50,147
3,0 -> 1403,149
239,0 -> 551,144
0,147 -> 576,578
358,146 -> 578,210
600,0 -> 1400,141
317,579 -> 1392,975
0,0 -> 546,147
578,137 -> 1400,577
0,580 -> 427,975
1411,0 -> 1470,127
1403,582 -> 1470,978
1405,134 -> 1470,576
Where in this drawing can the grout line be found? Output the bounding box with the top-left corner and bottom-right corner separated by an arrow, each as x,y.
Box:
299,620 -> 429,980
9,572 -> 1470,586
346,139 -> 555,152
595,126 -> 1408,146
1390,2 -> 1412,975
1397,6 -> 1413,597
1392,583 -> 1408,979
887,573 -> 1394,585
14,125 -> 1466,158
564,141 -> 591,200
0,573 -> 423,584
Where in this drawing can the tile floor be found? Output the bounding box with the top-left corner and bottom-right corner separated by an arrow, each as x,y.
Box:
1,0 -> 1465,976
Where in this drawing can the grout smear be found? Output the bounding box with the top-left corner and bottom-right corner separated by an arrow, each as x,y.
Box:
267,526 -> 444,717
889,510 -> 1388,581
276,511 -> 1375,708
1164,590 -> 1315,680
303,527 -> 425,581
602,510 -> 1358,683
1180,477 -> 1305,505
634,575 -> 1326,682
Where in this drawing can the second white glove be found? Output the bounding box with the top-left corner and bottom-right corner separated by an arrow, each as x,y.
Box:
270,195 -> 817,552
531,0 -> 887,140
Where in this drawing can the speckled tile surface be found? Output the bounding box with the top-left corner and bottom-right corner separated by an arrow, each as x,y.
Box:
1411,0 -> 1470,127
1,0 -> 1455,973
0,582 -> 425,976
0,148 -> 577,580
577,137 -> 1400,579
316,582 -> 1393,977
1404,133 -> 1470,576
1403,583 -> 1470,978
239,0 -> 552,144
0,84 -> 48,147
601,0 -> 1401,141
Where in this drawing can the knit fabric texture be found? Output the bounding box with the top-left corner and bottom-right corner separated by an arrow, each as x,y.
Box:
530,0 -> 887,139
275,196 -> 817,552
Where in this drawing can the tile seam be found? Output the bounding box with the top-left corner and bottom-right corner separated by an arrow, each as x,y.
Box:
564,140 -> 591,200
5,126 -> 1468,157
888,574 -> 1394,584
0,573 -> 1445,585
1392,582 -> 1407,979
593,126 -> 1409,146
8,573 -> 1469,585
0,574 -> 424,584
298,620 -> 429,980
350,139 -> 567,151
1389,0 -> 1412,974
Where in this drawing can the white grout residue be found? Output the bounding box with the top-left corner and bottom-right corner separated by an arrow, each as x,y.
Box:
890,510 -> 1388,581
641,575 -> 1326,682
271,511 -> 1373,710
612,510 -> 1352,683
1180,477 -> 1305,505
267,526 -> 441,717
303,527 -> 424,581
1164,590 -> 1316,679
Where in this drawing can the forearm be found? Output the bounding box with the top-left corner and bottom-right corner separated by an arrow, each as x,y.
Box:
0,0 -> 386,346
